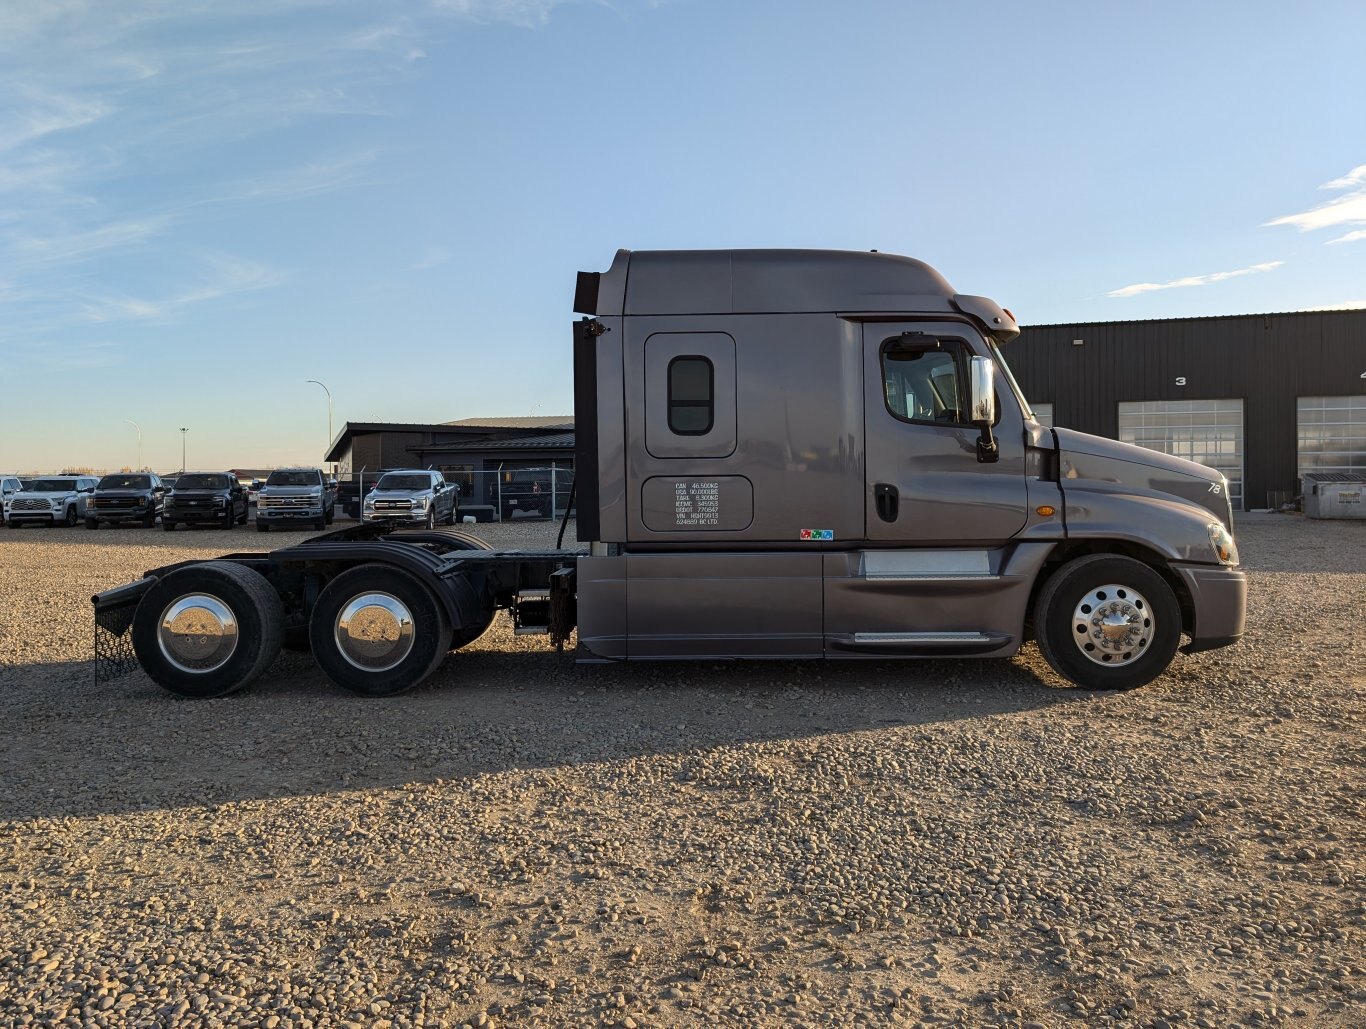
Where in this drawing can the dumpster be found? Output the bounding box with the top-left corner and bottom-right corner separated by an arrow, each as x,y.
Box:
1302,472 -> 1366,520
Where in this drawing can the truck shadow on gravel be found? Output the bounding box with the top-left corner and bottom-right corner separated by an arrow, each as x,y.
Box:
0,649 -> 1084,823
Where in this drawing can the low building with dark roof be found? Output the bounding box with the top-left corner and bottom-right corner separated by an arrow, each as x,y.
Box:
324,417 -> 576,515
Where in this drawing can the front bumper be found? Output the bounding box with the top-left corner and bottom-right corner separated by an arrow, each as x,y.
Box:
1173,563 -> 1247,652
166,505 -> 228,524
89,505 -> 153,523
9,512 -> 62,524
362,509 -> 428,524
258,508 -> 323,521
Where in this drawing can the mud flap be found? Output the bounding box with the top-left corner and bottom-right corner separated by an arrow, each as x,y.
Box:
92,579 -> 154,682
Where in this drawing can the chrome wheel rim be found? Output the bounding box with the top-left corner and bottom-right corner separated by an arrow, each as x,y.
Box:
1071,583 -> 1154,666
334,591 -> 414,672
158,593 -> 239,674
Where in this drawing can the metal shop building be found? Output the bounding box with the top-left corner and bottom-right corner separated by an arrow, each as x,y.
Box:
324,416 -> 574,510
1009,309 -> 1366,511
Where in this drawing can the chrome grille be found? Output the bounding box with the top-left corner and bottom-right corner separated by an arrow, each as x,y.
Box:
12,498 -> 52,512
374,500 -> 412,510
259,496 -> 314,509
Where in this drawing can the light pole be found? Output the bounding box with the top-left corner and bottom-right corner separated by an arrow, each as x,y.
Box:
306,379 -> 334,470
179,427 -> 188,474
124,419 -> 143,471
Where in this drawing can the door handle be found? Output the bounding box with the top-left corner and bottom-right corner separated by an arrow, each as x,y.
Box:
874,483 -> 899,523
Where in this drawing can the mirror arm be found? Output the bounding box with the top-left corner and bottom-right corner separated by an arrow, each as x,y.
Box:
976,425 -> 999,464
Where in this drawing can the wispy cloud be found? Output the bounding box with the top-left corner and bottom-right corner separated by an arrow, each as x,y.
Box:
12,216 -> 173,266
1265,162 -> 1366,241
1295,300 -> 1366,311
1321,164 -> 1366,190
72,254 -> 287,326
427,0 -> 598,29
410,246 -> 452,271
1106,261 -> 1285,298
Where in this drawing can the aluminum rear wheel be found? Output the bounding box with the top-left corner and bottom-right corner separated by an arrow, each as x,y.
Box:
333,591 -> 415,672
131,562 -> 284,698
309,565 -> 451,696
157,593 -> 239,674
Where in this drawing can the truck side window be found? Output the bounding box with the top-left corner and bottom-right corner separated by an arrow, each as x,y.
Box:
881,340 -> 966,425
668,356 -> 714,435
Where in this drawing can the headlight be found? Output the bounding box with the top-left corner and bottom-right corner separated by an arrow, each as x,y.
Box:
213,497 -> 227,506
412,496 -> 429,508
1207,522 -> 1239,566
51,499 -> 64,509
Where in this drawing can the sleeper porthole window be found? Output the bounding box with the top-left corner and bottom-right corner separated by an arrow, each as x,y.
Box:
668,356 -> 714,435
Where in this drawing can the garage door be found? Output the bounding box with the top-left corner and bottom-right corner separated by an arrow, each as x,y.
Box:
1117,399 -> 1244,508
1298,395 -> 1366,481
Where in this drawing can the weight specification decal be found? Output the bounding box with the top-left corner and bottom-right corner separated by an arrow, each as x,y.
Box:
640,476 -> 754,533
674,480 -> 720,527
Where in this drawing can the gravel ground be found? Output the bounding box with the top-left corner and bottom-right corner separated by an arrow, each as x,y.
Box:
0,514 -> 1361,1028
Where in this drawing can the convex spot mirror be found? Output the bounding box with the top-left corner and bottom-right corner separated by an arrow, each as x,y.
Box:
969,356 -> 999,463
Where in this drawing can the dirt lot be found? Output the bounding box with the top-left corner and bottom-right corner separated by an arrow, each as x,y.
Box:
0,515 -> 1361,1028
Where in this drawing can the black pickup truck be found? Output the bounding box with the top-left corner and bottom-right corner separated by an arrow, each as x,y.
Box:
499,469 -> 572,520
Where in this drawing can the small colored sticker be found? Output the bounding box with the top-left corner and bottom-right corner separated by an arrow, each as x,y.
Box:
800,528 -> 834,541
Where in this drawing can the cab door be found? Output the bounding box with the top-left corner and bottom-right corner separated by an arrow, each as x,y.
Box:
863,322 -> 1028,543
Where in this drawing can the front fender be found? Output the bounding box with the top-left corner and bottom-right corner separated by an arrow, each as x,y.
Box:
1062,486 -> 1224,565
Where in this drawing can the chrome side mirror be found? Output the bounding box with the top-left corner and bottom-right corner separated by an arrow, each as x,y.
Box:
968,356 -> 999,463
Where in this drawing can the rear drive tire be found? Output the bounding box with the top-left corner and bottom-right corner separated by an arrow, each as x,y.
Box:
131,562 -> 284,698
308,564 -> 452,697
1034,555 -> 1181,691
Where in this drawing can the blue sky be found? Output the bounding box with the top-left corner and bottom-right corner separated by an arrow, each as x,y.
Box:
3,0 -> 1364,472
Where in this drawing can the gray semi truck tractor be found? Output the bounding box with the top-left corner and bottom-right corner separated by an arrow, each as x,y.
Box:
92,249 -> 1246,697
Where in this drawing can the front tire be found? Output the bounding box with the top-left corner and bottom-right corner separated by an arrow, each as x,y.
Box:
1034,555 -> 1181,690
308,564 -> 452,697
85,517 -> 99,530
257,522 -> 270,533
163,520 -> 176,532
131,562 -> 285,698
64,506 -> 78,527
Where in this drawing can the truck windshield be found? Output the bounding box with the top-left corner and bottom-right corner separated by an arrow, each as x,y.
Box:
988,340 -> 1035,421
265,470 -> 320,487
30,479 -> 77,492
176,474 -> 229,490
376,474 -> 432,491
98,475 -> 150,490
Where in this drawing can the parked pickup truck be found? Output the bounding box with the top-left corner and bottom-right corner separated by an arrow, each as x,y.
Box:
255,468 -> 335,532
10,475 -> 99,527
362,470 -> 460,528
86,473 -> 165,529
163,472 -> 248,530
499,468 -> 572,520
94,248 -> 1245,701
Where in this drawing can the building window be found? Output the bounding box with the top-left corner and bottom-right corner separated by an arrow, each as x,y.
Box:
668,356 -> 714,435
1298,395 -> 1366,480
1118,399 -> 1244,508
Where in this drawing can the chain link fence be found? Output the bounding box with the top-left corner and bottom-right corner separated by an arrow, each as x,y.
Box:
336,465 -> 574,523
